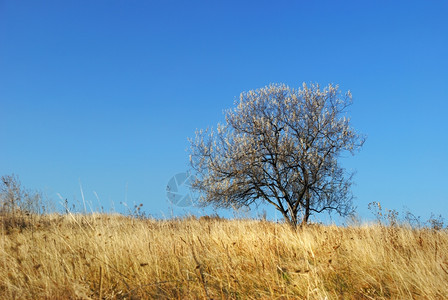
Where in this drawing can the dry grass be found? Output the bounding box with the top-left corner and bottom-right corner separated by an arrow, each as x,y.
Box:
1,213 -> 447,299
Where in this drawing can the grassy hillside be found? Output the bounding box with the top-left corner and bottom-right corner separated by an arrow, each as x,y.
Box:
1,213 -> 447,299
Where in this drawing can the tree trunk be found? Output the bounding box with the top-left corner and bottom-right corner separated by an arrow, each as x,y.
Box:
278,207 -> 299,228
301,196 -> 311,226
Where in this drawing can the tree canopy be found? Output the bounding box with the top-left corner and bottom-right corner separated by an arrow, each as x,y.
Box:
189,83 -> 365,226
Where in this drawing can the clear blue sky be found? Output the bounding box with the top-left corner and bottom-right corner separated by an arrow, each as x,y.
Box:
1,0 -> 447,222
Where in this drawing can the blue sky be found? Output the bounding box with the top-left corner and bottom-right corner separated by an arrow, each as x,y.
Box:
1,0 -> 447,222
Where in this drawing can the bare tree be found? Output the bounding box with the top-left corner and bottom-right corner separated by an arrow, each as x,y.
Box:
189,83 -> 365,227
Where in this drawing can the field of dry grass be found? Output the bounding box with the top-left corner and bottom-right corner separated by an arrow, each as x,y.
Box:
1,213 -> 447,299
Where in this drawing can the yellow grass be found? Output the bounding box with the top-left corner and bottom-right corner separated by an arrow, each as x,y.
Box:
1,213 -> 447,299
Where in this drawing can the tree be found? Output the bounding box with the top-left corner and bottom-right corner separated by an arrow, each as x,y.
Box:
189,83 -> 365,227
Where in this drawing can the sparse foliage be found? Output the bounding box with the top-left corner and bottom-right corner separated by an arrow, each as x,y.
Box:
189,83 -> 365,226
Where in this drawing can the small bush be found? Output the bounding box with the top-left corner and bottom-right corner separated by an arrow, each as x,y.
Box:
0,174 -> 49,232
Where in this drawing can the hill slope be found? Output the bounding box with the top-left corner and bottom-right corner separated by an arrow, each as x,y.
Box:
1,214 -> 447,299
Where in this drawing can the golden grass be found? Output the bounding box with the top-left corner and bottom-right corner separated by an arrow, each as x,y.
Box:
1,213 -> 447,299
